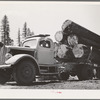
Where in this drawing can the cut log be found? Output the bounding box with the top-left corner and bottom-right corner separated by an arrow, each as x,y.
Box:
72,44 -> 85,58
62,20 -> 100,49
54,43 -> 75,62
55,20 -> 100,63
55,31 -> 63,42
56,44 -> 69,58
67,34 -> 78,46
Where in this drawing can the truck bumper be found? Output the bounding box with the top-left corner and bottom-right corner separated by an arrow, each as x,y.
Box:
0,64 -> 11,68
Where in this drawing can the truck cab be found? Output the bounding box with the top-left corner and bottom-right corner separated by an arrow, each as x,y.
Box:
22,35 -> 56,65
0,34 -> 64,85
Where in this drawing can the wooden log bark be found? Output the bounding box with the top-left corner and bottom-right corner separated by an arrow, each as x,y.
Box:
55,20 -> 100,63
62,20 -> 100,49
55,31 -> 63,42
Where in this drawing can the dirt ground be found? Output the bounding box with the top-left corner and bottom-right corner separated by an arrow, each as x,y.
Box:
0,76 -> 100,89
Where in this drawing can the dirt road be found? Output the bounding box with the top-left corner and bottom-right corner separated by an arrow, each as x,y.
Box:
0,76 -> 100,89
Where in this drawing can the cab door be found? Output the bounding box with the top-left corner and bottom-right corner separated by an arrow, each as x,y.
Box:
37,39 -> 55,65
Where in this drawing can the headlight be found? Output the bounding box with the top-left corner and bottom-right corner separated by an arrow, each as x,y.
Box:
5,53 -> 12,60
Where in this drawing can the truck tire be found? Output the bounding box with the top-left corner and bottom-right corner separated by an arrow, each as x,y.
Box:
96,67 -> 100,79
59,72 -> 69,81
0,69 -> 11,84
77,68 -> 83,81
81,65 -> 93,80
77,65 -> 93,80
13,60 -> 36,85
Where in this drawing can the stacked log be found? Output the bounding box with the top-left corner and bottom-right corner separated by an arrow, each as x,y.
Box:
54,20 -> 100,64
62,20 -> 100,49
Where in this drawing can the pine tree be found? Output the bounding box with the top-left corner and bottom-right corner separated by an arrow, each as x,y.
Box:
30,31 -> 34,36
9,37 -> 14,46
27,28 -> 31,37
1,15 -> 10,45
22,22 -> 27,39
27,28 -> 34,37
18,28 -> 21,46
22,22 -> 35,40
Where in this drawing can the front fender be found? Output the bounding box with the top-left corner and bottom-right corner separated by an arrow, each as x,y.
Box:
5,54 -> 38,66
5,54 -> 40,75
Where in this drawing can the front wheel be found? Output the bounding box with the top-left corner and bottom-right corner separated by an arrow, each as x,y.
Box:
13,60 -> 36,85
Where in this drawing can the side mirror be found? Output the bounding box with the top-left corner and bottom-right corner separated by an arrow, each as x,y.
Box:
0,42 -> 4,47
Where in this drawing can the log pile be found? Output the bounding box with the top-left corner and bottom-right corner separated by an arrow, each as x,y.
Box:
54,20 -> 100,64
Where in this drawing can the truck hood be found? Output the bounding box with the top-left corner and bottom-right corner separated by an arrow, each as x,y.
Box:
6,46 -> 36,52
0,43 -> 36,65
6,46 -> 36,58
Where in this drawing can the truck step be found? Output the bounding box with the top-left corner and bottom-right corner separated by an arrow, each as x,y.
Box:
40,73 -> 58,75
40,69 -> 48,73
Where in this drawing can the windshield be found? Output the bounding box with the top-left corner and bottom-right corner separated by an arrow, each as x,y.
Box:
23,39 -> 38,48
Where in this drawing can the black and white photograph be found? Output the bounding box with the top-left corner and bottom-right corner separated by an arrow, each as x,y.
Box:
0,1 -> 100,99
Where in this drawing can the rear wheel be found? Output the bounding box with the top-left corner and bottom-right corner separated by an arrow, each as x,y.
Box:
59,72 -> 69,81
13,60 -> 36,85
77,65 -> 93,80
82,65 -> 93,80
96,67 -> 100,79
77,67 -> 83,81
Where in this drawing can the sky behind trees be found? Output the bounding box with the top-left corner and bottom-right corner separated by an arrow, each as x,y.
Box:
0,1 -> 100,45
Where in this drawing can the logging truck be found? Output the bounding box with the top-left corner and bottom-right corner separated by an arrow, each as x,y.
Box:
0,20 -> 100,85
0,34 -> 66,85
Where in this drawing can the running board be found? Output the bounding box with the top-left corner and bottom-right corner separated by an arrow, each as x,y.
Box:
40,73 -> 58,75
0,64 -> 11,69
